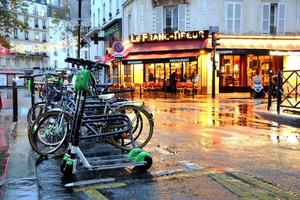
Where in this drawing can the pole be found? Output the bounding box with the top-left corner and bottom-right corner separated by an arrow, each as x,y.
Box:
267,69 -> 272,110
277,71 -> 282,114
13,80 -> 18,122
212,49 -> 216,98
77,0 -> 82,59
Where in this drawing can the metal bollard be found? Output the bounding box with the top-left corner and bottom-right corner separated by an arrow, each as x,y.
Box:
13,80 -> 18,122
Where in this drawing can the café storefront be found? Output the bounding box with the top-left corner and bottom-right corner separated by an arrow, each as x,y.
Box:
108,31 -> 300,95
117,30 -> 213,94
216,36 -> 300,92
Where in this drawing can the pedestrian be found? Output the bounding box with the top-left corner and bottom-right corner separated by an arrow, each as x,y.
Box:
149,72 -> 154,82
252,69 -> 262,85
171,69 -> 179,94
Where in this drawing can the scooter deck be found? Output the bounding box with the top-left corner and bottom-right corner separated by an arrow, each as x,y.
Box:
86,154 -> 146,171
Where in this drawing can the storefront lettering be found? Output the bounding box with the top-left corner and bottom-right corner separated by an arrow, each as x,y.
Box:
127,60 -> 143,64
217,50 -> 233,54
169,58 -> 190,63
130,30 -> 209,43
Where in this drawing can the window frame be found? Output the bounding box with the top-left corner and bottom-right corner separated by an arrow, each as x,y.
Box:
225,2 -> 242,34
163,5 -> 179,33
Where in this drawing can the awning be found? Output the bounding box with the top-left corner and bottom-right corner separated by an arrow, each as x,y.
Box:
124,39 -> 209,55
122,51 -> 200,64
212,37 -> 300,51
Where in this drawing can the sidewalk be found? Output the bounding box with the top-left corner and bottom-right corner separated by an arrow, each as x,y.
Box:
0,88 -> 39,200
254,101 -> 300,128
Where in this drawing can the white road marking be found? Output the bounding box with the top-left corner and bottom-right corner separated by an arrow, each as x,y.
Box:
178,161 -> 204,170
64,178 -> 115,188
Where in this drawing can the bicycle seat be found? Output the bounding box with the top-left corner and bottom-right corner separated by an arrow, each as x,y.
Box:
98,93 -> 115,100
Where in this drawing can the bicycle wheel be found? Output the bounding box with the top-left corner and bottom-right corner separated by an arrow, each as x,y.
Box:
28,110 -> 73,157
109,105 -> 154,151
27,102 -> 46,126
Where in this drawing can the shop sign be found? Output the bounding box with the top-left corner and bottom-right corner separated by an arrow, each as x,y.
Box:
129,30 -> 209,43
169,58 -> 190,63
104,23 -> 120,37
217,49 -> 269,55
126,60 -> 143,64
114,53 -> 123,62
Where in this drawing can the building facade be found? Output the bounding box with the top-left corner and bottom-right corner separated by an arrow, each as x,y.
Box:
116,0 -> 300,94
0,0 -> 89,86
0,0 -> 49,86
89,0 -> 122,83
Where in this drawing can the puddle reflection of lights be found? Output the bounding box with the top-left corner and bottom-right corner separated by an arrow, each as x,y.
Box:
269,132 -> 300,144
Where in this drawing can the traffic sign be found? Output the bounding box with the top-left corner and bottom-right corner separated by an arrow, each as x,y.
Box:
113,41 -> 124,53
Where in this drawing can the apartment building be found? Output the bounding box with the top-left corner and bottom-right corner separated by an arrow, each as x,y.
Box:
0,0 -> 49,86
0,0 -> 89,86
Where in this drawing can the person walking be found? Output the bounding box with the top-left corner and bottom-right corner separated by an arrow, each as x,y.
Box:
171,69 -> 179,94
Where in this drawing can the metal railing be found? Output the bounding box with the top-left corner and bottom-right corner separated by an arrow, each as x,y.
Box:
274,70 -> 300,114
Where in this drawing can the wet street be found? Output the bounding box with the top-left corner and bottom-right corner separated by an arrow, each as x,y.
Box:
1,89 -> 300,199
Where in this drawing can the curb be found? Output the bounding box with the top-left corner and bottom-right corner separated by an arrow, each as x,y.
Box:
254,104 -> 300,128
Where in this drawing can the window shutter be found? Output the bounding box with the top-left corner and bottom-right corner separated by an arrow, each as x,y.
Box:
277,3 -> 286,35
178,4 -> 186,31
156,6 -> 163,33
234,3 -> 242,34
262,3 -> 270,34
226,3 -> 234,34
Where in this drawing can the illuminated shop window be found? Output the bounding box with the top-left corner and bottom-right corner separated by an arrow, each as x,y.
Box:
124,64 -> 133,83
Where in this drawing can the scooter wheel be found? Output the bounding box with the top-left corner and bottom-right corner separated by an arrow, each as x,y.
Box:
63,161 -> 73,177
134,152 -> 152,171
60,154 -> 70,173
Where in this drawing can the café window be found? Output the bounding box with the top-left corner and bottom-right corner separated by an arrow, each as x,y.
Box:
112,65 -> 119,84
220,55 -> 241,86
124,64 -> 133,83
247,55 -> 273,86
183,61 -> 197,82
145,64 -> 155,82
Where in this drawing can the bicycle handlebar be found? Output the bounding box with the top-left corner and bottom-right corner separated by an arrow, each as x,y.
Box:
19,74 -> 45,79
19,72 -> 64,79
65,57 -> 109,69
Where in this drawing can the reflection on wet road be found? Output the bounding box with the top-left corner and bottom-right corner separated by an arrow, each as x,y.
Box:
145,97 -> 300,196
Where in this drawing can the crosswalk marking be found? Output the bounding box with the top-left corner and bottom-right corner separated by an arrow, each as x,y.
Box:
210,172 -> 300,200
74,182 -> 126,200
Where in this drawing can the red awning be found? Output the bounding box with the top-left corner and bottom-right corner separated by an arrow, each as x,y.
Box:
123,40 -> 209,56
123,51 -> 200,61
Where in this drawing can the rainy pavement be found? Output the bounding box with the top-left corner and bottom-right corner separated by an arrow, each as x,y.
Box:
1,89 -> 300,199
